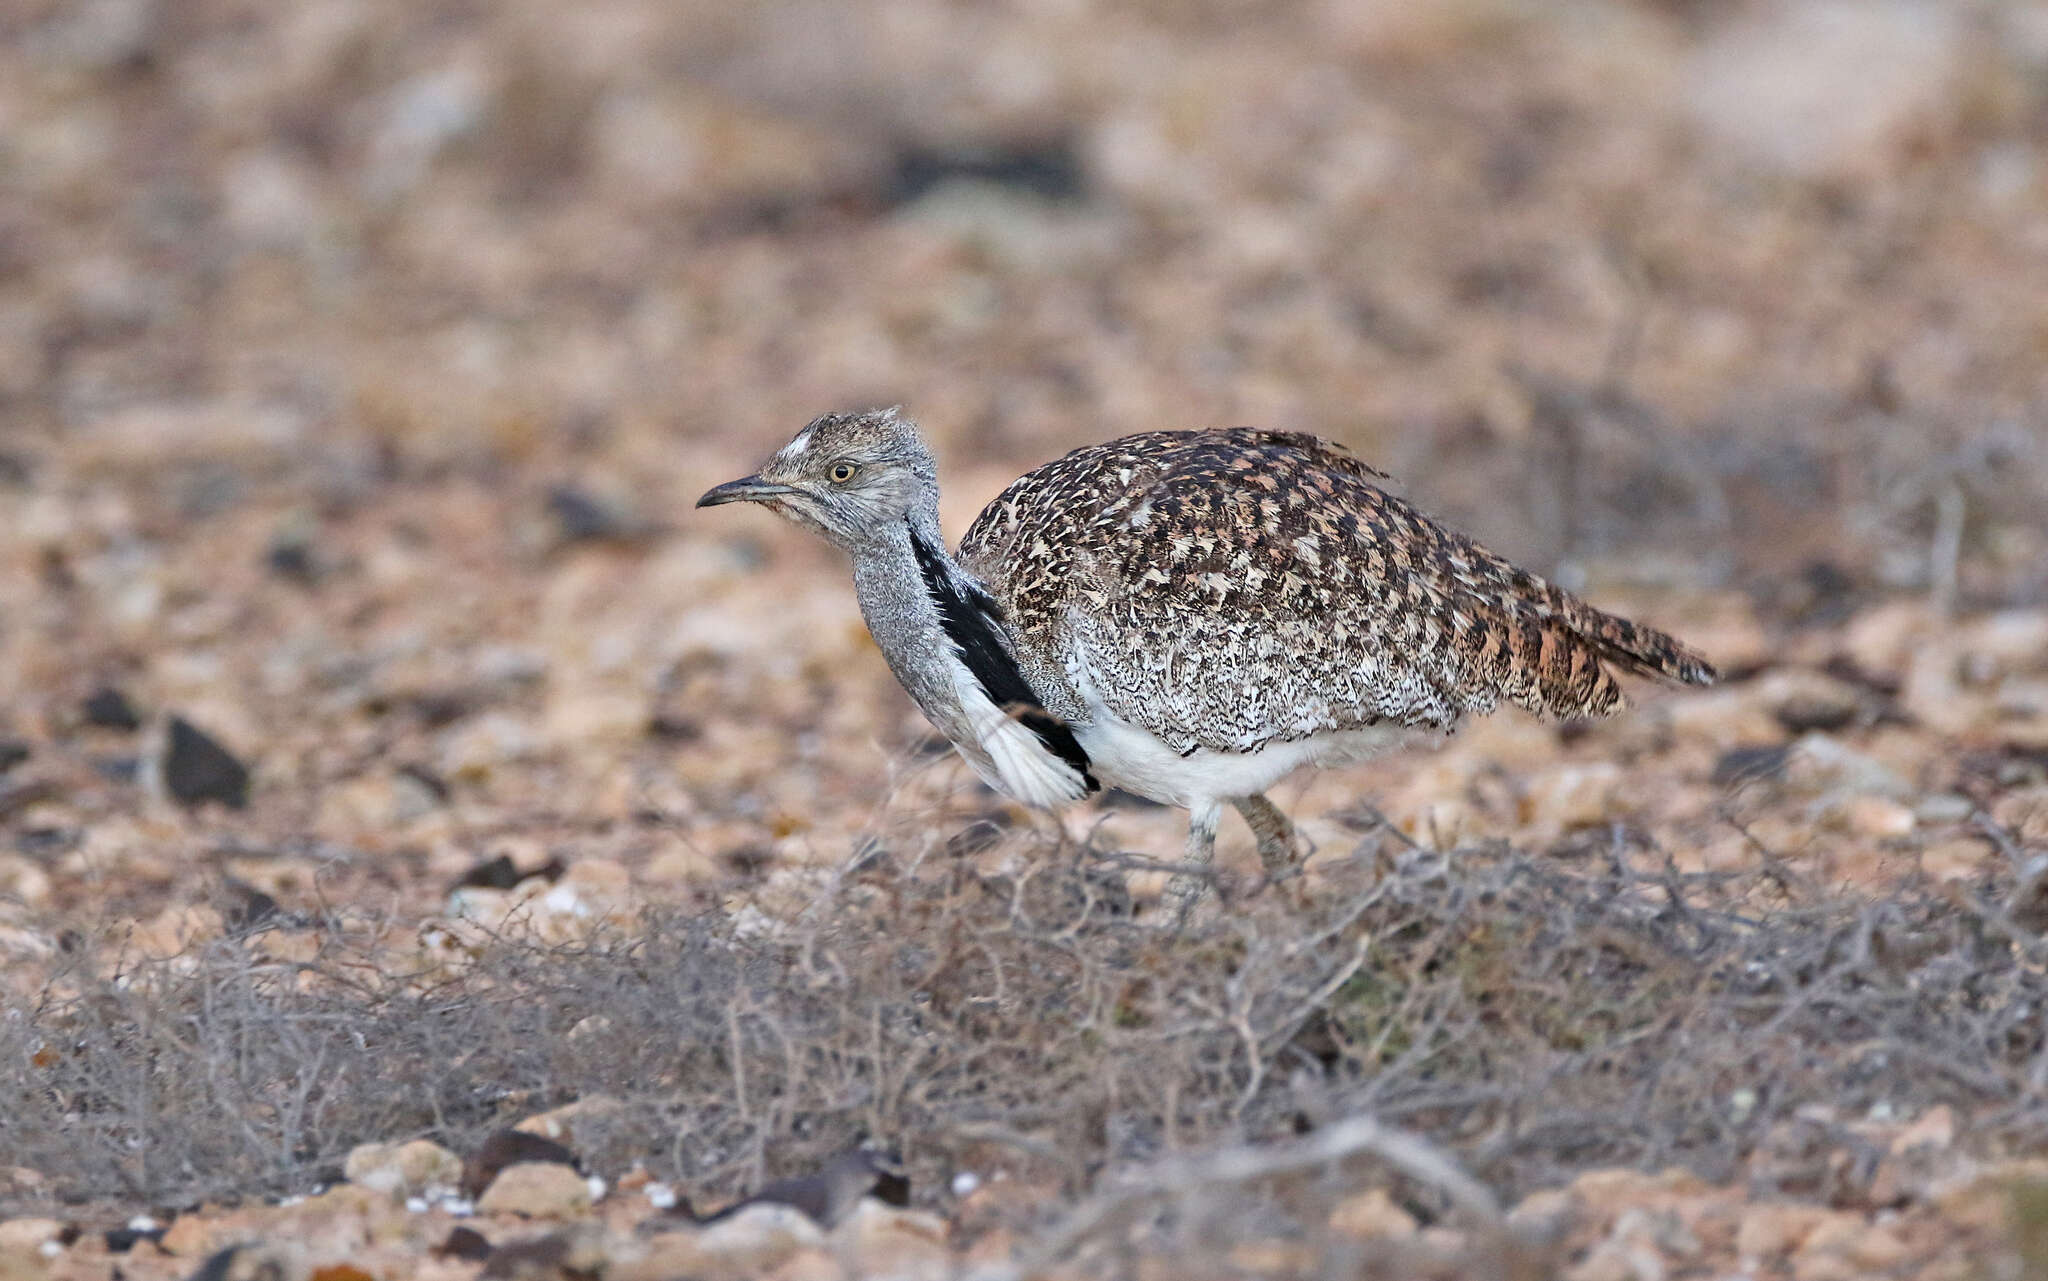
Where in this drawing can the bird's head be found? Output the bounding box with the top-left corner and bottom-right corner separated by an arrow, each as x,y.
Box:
696,406 -> 939,550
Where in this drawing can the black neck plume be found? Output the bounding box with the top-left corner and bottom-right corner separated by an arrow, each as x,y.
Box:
906,523 -> 1097,792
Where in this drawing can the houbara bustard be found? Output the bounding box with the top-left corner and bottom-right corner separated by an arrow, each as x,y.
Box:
699,408 -> 1715,915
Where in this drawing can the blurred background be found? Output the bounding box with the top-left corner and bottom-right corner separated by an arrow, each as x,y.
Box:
14,3 -> 2048,1251
3,0 -> 2048,914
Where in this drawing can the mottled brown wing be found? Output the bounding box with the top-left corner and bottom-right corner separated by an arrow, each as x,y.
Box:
961,429 -> 1714,755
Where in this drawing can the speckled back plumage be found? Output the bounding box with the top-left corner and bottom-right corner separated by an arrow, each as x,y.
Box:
959,429 -> 1715,756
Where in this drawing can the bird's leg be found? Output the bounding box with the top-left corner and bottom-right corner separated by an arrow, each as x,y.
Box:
1234,793 -> 1299,875
1165,800 -> 1221,924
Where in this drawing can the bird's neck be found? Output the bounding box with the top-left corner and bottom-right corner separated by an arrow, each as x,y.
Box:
845,508 -> 1097,807
848,511 -> 982,739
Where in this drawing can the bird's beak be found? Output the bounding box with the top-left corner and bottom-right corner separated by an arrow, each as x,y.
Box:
696,475 -> 796,508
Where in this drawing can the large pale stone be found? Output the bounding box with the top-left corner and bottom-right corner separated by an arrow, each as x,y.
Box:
692,1204 -> 827,1272
344,1139 -> 463,1199
477,1162 -> 594,1218
829,1199 -> 952,1281
1329,1187 -> 1418,1240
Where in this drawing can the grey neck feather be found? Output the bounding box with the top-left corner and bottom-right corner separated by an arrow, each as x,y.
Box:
847,506 -> 984,751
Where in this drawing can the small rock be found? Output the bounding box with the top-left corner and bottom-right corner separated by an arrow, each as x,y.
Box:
890,179 -> 1114,273
2008,855 -> 2048,932
1521,762 -> 1622,831
0,1170 -> 42,1195
694,1204 -> 826,1271
343,1139 -> 463,1199
1786,733 -> 1908,798
1963,609 -> 2048,670
439,711 -> 544,780
453,854 -> 523,892
1226,1239 -> 1320,1275
1609,1206 -> 1700,1262
1841,602 -> 1927,679
1734,1203 -> 1833,1262
1768,672 -> 1864,734
642,844 -> 724,886
544,688 -> 649,749
1712,744 -> 1789,786
1890,1104 -> 1955,1156
1929,1158 -> 2048,1232
1992,785 -> 2048,844
446,885 -> 514,927
103,1224 -> 164,1252
434,1226 -> 493,1262
605,1232 -> 712,1281
265,536 -> 318,584
223,881 -> 284,933
0,1219 -> 67,1252
514,1095 -> 627,1155
943,817 -> 1007,859
159,1213 -> 218,1258
1900,642 -> 1979,736
1913,792 -> 1974,824
480,1226 -> 609,1280
1845,1225 -> 1910,1269
830,1199 -> 951,1281
888,140 -> 1086,208
645,712 -> 699,742
82,686 -> 141,731
1791,1213 -> 1903,1281
1919,837 -> 1987,882
765,1247 -> 842,1281
128,902 -> 224,958
1836,795 -> 1915,839
1561,1239 -> 1655,1281
390,766 -> 447,821
0,740 -> 30,775
1773,696 -> 1858,735
476,1163 -> 593,1219
1401,797 -> 1484,851
91,755 -> 140,784
162,716 -> 250,809
464,1130 -> 580,1198
0,857 -> 52,910
1566,1168 -> 1708,1207
1507,1188 -> 1576,1233
1666,687 -> 1781,747
185,1241 -> 306,1281
561,859 -> 631,905
546,485 -> 648,546
565,1015 -> 613,1044
1329,1187 -> 1418,1240
264,511 -> 325,584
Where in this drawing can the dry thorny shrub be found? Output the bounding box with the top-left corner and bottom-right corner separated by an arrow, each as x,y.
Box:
2,819 -> 2045,1249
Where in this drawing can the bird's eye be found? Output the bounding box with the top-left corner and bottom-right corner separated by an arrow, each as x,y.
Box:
828,462 -> 858,483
